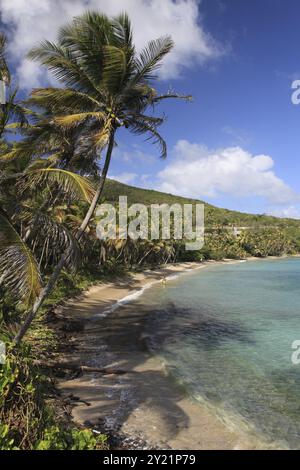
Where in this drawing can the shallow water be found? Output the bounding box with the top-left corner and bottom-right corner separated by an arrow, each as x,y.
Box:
131,258 -> 300,448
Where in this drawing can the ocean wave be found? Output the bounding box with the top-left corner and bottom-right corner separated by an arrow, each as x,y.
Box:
94,263 -> 213,318
94,279 -> 162,318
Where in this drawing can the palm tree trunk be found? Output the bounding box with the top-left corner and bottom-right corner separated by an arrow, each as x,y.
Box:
138,248 -> 153,265
13,130 -> 115,346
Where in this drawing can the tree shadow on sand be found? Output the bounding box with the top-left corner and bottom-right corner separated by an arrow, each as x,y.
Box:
56,295 -> 253,445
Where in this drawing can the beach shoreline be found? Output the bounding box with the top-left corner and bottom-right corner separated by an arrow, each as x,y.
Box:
53,258 -> 287,450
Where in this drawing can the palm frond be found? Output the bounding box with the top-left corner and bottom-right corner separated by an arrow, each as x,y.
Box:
101,13 -> 135,92
126,113 -> 165,127
28,41 -> 99,95
127,117 -> 167,158
19,168 -> 95,203
132,36 -> 174,84
27,87 -> 102,113
151,92 -> 193,104
6,101 -> 30,128
59,11 -> 113,53
55,111 -> 106,128
101,45 -> 128,94
118,83 -> 156,114
111,13 -> 133,49
58,12 -> 113,89
93,129 -> 110,149
27,212 -> 81,271
92,119 -> 112,149
0,148 -> 20,162
0,142 -> 34,163
0,139 -> 11,155
0,208 -> 41,305
0,89 -> 30,139
26,155 -> 61,170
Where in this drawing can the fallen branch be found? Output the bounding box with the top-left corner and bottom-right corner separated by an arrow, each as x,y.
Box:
33,360 -> 128,375
66,394 -> 91,406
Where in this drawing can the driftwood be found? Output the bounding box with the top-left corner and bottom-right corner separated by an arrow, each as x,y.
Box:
33,360 -> 128,375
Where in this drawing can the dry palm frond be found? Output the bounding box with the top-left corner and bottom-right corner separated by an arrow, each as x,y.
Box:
54,111 -> 106,128
28,87 -> 102,112
93,127 -> 110,149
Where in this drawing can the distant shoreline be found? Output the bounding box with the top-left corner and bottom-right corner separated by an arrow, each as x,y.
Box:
54,257 -> 289,450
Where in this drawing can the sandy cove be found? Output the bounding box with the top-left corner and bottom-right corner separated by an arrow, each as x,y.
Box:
53,260 -> 279,450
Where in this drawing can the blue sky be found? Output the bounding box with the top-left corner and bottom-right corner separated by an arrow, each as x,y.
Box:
2,0 -> 300,217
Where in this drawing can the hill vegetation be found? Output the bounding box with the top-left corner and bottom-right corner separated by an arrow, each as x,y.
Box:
102,178 -> 300,259
103,178 -> 300,228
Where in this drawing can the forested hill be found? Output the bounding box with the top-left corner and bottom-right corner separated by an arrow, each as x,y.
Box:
102,179 -> 300,230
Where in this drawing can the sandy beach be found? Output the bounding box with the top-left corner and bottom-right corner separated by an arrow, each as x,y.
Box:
54,260 -> 279,450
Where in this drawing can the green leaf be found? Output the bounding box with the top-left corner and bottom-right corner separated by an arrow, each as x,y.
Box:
19,168 -> 96,203
0,208 -> 41,305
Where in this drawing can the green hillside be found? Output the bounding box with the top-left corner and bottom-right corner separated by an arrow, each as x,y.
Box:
102,179 -> 300,229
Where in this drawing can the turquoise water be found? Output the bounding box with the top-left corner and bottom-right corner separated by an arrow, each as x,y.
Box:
134,259 -> 300,448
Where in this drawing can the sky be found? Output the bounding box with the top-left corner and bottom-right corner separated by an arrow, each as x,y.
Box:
1,0 -> 300,217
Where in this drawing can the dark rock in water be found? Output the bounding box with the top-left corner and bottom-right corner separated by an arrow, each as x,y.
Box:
60,321 -> 84,333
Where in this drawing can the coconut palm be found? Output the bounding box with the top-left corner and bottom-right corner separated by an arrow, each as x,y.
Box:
0,33 -> 10,92
4,109 -> 100,175
0,33 -> 30,138
0,34 -> 78,308
13,11 -> 191,344
0,161 -> 95,309
0,207 -> 41,306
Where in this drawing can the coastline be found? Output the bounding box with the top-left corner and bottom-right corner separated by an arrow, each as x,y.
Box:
53,259 -> 286,450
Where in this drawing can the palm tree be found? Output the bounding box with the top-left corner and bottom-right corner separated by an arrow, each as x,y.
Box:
0,162 -> 95,309
13,11 -> 191,345
0,33 -> 10,100
0,33 -> 87,310
0,207 -> 41,307
0,33 -> 29,138
4,107 -> 100,175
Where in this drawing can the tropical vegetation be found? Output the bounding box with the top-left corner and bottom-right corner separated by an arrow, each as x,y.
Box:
0,11 -> 190,449
0,11 -> 299,450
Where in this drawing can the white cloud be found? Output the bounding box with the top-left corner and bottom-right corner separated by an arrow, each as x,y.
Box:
16,59 -> 48,89
0,0 -> 223,89
267,206 -> 300,219
114,144 -> 156,165
110,172 -> 138,185
156,140 -> 298,205
222,125 -> 252,146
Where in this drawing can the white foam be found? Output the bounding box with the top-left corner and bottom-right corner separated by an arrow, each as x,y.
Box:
94,279 -> 162,317
94,263 -> 220,318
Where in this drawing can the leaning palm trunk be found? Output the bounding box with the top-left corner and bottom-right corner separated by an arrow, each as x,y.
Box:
13,130 -> 115,345
12,12 -> 190,345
